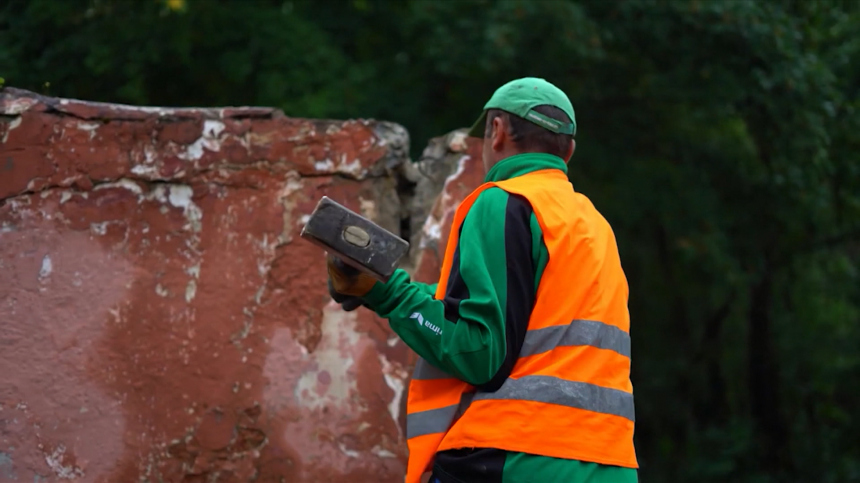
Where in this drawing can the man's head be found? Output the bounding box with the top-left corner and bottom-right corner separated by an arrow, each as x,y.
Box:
467,77 -> 576,173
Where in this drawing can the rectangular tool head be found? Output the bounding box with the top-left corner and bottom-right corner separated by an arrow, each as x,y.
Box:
300,196 -> 410,282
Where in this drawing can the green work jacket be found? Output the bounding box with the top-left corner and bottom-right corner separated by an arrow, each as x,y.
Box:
363,152 -> 638,483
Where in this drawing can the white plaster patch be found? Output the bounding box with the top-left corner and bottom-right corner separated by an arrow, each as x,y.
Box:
93,178 -> 143,196
147,185 -> 168,204
337,153 -> 364,177
75,122 -> 100,140
179,120 -> 225,161
294,305 -> 360,410
314,159 -> 335,171
277,174 -> 304,245
447,130 -> 468,152
155,284 -> 169,297
440,155 -> 470,206
39,255 -> 52,279
185,280 -> 197,303
131,145 -> 159,176
337,442 -> 360,458
379,353 -> 407,431
1,97 -> 38,115
44,444 -> 85,479
203,119 -> 225,138
371,445 -> 397,459
359,197 -> 376,220
1,116 -> 22,143
185,262 -> 201,279
422,217 -> 442,244
168,185 -> 203,234
130,164 -> 158,176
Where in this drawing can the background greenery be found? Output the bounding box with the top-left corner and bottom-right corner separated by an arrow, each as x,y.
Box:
2,0 -> 859,481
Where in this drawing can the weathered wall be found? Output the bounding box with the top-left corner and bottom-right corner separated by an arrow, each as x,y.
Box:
0,87 -> 486,483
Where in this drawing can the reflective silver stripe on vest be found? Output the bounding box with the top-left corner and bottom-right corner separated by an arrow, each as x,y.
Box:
406,390 -> 476,439
406,403 -> 460,439
406,375 -> 634,438
474,375 -> 635,422
519,319 -> 631,358
412,358 -> 452,380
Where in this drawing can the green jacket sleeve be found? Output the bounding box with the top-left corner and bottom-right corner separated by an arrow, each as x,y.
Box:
362,188 -> 512,386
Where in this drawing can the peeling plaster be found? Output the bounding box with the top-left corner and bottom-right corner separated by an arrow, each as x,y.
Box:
337,153 -> 364,177
93,179 -> 143,196
277,174 -> 304,245
75,122 -> 100,141
314,159 -> 335,171
2,116 -> 22,143
179,120 -> 225,161
39,255 -> 52,279
44,445 -> 84,480
294,305 -> 361,410
0,97 -> 38,115
379,353 -> 407,433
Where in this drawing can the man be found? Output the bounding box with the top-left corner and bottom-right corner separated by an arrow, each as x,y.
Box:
327,77 -> 638,483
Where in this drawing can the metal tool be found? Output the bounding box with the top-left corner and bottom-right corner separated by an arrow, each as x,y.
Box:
300,196 -> 409,282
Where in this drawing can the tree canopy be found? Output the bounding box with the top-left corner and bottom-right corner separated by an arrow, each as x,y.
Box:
2,0 -> 859,481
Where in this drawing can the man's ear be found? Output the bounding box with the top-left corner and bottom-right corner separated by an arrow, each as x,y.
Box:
564,138 -> 576,163
491,116 -> 506,152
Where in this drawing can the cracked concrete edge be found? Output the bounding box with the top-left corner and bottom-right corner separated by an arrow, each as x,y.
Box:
0,87 -> 411,202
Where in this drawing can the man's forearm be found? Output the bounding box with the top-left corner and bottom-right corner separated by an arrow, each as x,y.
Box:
363,269 -> 503,386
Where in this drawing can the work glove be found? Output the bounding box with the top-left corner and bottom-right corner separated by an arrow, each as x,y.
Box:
326,254 -> 377,298
328,278 -> 365,312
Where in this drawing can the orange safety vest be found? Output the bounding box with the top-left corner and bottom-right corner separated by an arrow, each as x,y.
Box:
404,168 -> 638,482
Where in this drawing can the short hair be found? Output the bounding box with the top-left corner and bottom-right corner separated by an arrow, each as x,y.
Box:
484,105 -> 574,159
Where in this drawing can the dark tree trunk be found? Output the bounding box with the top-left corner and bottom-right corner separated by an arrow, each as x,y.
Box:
748,271 -> 788,470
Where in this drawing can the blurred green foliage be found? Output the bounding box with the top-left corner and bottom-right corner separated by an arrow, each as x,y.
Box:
1,0 -> 859,481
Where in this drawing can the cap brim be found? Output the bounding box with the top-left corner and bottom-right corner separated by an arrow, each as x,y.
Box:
466,111 -> 487,138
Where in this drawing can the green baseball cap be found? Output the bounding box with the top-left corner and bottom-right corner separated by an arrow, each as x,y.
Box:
467,77 -> 576,138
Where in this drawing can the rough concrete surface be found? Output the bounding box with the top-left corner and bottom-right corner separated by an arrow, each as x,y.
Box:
0,88 -> 482,483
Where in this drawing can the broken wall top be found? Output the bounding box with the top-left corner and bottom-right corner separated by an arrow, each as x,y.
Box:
0,86 -> 409,200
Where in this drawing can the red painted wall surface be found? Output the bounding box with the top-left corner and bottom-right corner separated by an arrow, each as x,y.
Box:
0,88 -> 483,483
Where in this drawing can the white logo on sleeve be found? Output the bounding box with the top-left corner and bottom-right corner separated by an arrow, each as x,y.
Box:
410,312 -> 442,336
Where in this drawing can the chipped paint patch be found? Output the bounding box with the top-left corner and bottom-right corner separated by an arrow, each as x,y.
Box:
179,120 -> 225,161
90,222 -> 108,236
337,153 -> 364,177
420,216 -> 442,248
44,445 -> 84,480
371,446 -> 397,459
39,255 -> 52,279
314,159 -> 334,171
75,122 -> 100,141
447,130 -> 468,152
93,178 -> 143,196
185,280 -> 197,302
0,97 -> 38,115
277,173 -> 304,245
337,442 -> 360,458
1,116 -> 22,143
359,197 -> 376,220
440,155 -> 470,206
294,305 -> 360,411
167,185 -> 203,234
379,353 -> 407,432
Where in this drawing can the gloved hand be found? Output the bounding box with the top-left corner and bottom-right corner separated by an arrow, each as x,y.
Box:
326,254 -> 377,298
328,278 -> 365,312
